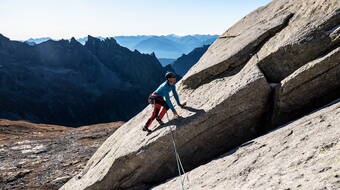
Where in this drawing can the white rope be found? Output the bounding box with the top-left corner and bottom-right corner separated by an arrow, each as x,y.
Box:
166,112 -> 188,190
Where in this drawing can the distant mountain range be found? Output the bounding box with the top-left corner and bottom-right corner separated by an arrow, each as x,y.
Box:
158,58 -> 176,67
24,34 -> 218,59
161,44 -> 210,81
171,45 -> 210,76
25,37 -> 53,45
1,34 -> 165,126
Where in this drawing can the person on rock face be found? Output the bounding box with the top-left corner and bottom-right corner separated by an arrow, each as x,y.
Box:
142,72 -> 186,133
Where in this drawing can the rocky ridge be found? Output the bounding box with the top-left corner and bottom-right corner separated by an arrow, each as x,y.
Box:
0,35 -> 164,126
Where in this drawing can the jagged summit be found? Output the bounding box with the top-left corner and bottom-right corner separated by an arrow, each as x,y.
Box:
69,37 -> 82,46
86,35 -> 102,45
0,34 -> 165,126
0,33 -> 10,41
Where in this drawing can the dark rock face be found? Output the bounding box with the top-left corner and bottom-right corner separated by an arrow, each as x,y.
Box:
84,36 -> 164,96
171,45 -> 209,76
0,34 -> 165,126
0,119 -> 123,190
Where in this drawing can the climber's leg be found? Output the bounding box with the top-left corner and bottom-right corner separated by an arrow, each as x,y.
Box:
143,104 -> 161,131
156,98 -> 170,125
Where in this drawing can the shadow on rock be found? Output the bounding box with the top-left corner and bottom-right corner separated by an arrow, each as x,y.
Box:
150,106 -> 205,133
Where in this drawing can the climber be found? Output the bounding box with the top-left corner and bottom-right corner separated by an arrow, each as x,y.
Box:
142,72 -> 186,132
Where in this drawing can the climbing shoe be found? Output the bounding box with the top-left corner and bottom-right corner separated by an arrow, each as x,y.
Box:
142,125 -> 152,133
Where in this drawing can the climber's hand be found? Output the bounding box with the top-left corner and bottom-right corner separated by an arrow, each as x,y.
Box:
173,111 -> 180,119
180,102 -> 187,108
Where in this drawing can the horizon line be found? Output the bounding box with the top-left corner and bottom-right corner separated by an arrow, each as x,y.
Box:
2,33 -> 221,41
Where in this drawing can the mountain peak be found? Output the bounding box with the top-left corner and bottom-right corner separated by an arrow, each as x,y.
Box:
85,36 -> 119,49
104,37 -> 117,44
86,35 -> 100,45
0,33 -> 10,41
70,37 -> 81,46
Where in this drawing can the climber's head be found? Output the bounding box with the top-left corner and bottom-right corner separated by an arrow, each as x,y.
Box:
165,72 -> 177,85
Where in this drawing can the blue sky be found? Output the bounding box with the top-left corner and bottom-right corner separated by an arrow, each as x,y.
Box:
0,0 -> 272,40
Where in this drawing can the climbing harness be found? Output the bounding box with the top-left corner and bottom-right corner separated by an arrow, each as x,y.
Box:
166,112 -> 189,190
148,93 -> 158,104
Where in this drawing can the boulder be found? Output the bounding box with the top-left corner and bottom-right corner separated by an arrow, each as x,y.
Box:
271,47 -> 340,126
255,0 -> 339,82
60,63 -> 271,190
152,100 -> 340,190
182,0 -> 340,88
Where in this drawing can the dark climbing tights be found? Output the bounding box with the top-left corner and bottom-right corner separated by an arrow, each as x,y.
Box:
144,97 -> 169,129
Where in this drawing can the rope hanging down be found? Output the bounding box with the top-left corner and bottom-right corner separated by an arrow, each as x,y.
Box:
166,112 -> 189,190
